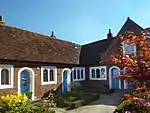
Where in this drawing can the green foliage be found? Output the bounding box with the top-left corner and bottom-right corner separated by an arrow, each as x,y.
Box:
70,82 -> 83,92
65,100 -> 84,109
38,106 -> 56,113
0,93 -> 28,110
55,93 -> 78,108
55,91 -> 99,109
82,93 -> 99,104
115,100 -> 132,112
0,93 -> 40,113
115,99 -> 150,113
0,93 -> 56,113
132,91 -> 148,98
81,86 -> 114,94
24,92 -> 32,99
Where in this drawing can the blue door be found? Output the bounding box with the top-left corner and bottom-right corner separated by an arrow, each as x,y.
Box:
63,70 -> 68,93
20,70 -> 30,93
111,68 -> 119,89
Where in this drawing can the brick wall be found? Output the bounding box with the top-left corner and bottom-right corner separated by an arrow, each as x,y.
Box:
0,60 -> 72,99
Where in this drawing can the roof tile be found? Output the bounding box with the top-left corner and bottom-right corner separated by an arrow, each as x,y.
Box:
0,24 -> 81,64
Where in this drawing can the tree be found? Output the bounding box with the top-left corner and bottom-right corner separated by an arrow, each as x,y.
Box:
112,31 -> 150,112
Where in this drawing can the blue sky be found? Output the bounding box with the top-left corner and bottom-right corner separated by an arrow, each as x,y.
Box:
0,0 -> 150,44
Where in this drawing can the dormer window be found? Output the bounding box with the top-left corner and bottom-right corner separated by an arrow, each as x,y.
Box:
121,42 -> 136,56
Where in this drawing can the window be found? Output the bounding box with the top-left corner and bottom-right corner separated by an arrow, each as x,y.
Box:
90,66 -> 107,80
73,70 -> 76,79
122,42 -> 136,56
41,66 -> 57,85
1,69 -> 10,85
0,65 -> 14,89
72,67 -> 85,81
96,69 -> 100,78
81,70 -> 83,79
49,69 -> 54,81
92,69 -> 95,78
77,69 -> 80,79
43,69 -> 48,82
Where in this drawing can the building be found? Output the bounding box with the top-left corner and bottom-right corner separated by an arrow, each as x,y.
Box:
0,16 -> 147,100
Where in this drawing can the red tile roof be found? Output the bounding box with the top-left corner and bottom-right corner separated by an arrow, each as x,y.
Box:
0,24 -> 81,64
0,17 -> 146,65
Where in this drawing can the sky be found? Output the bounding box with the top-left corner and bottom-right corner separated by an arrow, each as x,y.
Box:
0,0 -> 150,44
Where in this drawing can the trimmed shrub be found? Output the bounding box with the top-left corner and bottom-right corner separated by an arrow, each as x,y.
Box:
56,91 -> 99,109
70,82 -> 83,92
65,100 -> 84,109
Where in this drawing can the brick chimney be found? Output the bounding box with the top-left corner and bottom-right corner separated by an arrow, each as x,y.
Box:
0,15 -> 5,25
107,29 -> 113,38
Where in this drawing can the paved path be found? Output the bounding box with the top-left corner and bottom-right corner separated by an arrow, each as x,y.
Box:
54,90 -> 124,113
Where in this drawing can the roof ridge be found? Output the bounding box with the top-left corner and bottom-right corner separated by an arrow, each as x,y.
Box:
82,37 -> 115,46
145,27 -> 150,30
102,17 -> 144,61
0,24 -> 80,46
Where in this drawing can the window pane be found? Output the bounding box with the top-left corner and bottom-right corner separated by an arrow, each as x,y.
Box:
43,69 -> 48,82
49,70 -> 54,81
125,45 -> 134,54
1,69 -> 9,85
81,70 -> 83,79
77,69 -> 80,79
91,69 -> 95,78
100,68 -> 106,78
74,70 -> 76,79
96,69 -> 100,78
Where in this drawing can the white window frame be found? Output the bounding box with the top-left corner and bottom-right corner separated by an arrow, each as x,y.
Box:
72,67 -> 85,82
41,66 -> 57,85
121,41 -> 136,56
89,66 -> 107,80
0,65 -> 14,89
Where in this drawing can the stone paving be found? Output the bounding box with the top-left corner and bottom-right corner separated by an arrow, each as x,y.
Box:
53,90 -> 124,113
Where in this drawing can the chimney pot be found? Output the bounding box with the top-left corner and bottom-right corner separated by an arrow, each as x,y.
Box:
107,29 -> 113,38
0,15 -> 5,25
50,31 -> 56,38
51,31 -> 54,37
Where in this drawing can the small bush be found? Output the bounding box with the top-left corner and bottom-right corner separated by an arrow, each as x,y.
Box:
66,100 -> 84,109
0,93 -> 40,113
55,94 -> 77,108
115,100 -> 132,112
24,91 -> 32,99
42,90 -> 57,107
70,82 -> 83,92
56,91 -> 99,109
0,93 -> 28,109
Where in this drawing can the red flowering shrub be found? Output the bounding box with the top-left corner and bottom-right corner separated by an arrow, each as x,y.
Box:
113,31 -> 150,113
